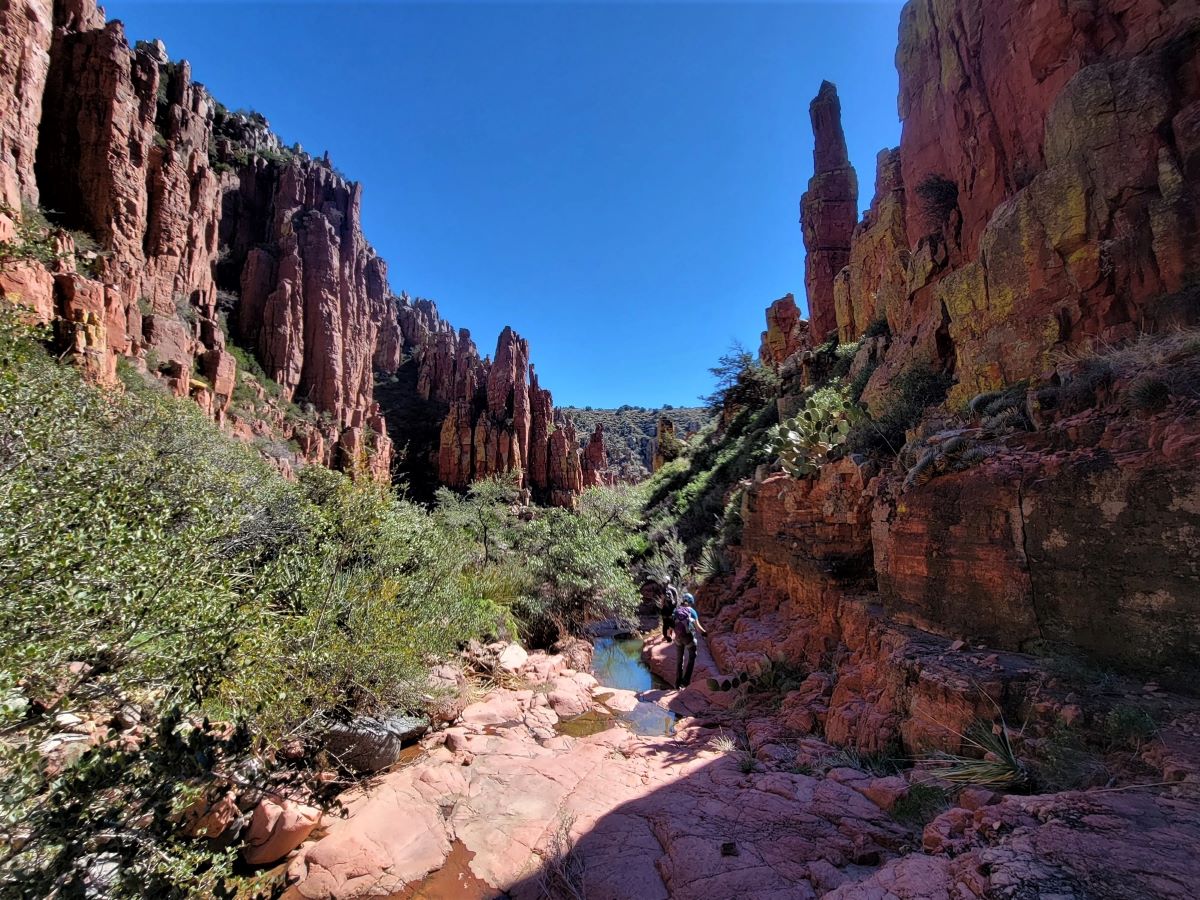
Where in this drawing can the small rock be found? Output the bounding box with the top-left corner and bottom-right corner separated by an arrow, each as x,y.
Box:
114,704 -> 141,730
948,640 -> 966,652
497,643 -> 529,673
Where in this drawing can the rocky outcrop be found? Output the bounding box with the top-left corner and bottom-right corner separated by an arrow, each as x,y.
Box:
384,320 -> 587,506
580,423 -> 610,488
759,293 -> 808,367
234,161 -> 392,448
834,149 -> 907,343
800,81 -> 858,343
650,415 -> 677,473
0,0 -> 53,207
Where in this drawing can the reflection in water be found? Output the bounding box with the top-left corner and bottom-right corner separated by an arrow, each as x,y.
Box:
589,636 -> 676,736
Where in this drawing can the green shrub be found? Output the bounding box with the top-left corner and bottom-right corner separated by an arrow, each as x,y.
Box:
892,783 -> 949,826
846,366 -> 953,457
0,314 -> 506,894
0,203 -> 66,269
1126,376 -> 1170,413
703,342 -> 781,414
916,173 -> 958,230
863,316 -> 891,339
1103,704 -> 1157,750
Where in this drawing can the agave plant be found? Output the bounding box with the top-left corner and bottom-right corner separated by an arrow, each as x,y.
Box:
768,387 -> 863,477
929,720 -> 1029,789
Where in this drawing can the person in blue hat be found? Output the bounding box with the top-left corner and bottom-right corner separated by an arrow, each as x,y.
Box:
671,593 -> 707,688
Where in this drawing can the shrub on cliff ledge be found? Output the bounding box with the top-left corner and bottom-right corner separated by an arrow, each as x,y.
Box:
846,366 -> 953,457
703,341 -> 780,414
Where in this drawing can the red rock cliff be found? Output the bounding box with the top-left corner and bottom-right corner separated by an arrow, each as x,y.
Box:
0,0 -> 588,499
723,0 -> 1200,756
398,322 -> 586,507
800,81 -> 858,343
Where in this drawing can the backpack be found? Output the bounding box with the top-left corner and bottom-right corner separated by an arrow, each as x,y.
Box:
673,605 -> 695,636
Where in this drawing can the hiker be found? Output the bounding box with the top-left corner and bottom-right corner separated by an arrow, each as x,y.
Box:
660,578 -> 680,641
672,593 -> 707,688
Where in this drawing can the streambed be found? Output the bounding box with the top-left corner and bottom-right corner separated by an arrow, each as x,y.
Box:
558,635 -> 676,737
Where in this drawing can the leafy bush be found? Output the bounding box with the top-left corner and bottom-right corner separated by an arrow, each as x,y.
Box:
0,203 -> 66,268
846,366 -> 953,457
863,316 -> 891,339
892,783 -> 949,827
435,479 -> 641,647
1102,704 -> 1157,750
0,314 -> 505,894
641,398 -> 778,558
915,173 -> 959,231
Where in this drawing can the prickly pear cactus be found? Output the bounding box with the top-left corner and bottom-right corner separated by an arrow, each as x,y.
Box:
767,387 -> 862,478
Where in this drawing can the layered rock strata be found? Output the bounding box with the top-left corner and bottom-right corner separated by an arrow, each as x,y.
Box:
739,0 -> 1200,747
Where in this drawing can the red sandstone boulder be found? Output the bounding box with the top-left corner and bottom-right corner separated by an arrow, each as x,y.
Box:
242,797 -> 321,865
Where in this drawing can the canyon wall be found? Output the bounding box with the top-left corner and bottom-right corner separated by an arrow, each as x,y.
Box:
721,0 -> 1200,756
0,0 -> 598,498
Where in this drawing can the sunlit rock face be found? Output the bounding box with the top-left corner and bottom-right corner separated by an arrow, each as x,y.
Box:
0,0 -> 593,494
800,80 -> 858,344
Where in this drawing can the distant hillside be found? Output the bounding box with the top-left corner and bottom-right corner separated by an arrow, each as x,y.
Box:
559,405 -> 712,480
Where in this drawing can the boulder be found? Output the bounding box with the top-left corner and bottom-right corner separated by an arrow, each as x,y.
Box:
323,715 -> 429,773
242,797 -> 320,865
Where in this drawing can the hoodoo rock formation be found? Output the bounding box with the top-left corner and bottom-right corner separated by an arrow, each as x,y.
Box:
0,0 -> 592,500
800,81 -> 858,343
580,423 -> 610,488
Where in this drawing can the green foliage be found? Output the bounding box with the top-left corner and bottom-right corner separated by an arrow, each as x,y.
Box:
768,385 -> 863,478
891,783 -> 950,827
702,341 -> 780,414
559,405 -> 710,477
0,203 -> 66,269
846,366 -> 953,457
0,315 -> 506,894
1127,375 -> 1170,413
435,480 -> 641,647
1103,704 -> 1157,750
929,720 -> 1029,789
862,316 -> 891,339
641,398 -> 778,558
174,293 -> 198,326
656,424 -> 684,463
916,173 -> 959,230
512,488 -> 642,645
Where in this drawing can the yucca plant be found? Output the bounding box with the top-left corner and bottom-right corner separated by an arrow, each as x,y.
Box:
768,387 -> 863,478
929,720 -> 1029,789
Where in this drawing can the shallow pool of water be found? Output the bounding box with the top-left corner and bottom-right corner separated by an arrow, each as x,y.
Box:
589,636 -> 676,736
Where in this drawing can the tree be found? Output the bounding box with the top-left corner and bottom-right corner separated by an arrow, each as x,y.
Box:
702,340 -> 780,413
433,473 -> 521,565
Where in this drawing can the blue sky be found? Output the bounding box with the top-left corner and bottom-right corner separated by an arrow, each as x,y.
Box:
106,1 -> 905,408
